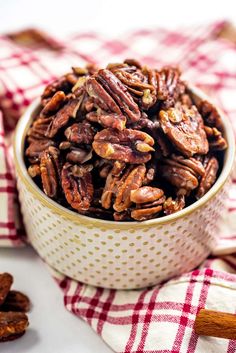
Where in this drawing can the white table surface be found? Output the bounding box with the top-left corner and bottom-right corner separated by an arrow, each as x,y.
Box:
0,247 -> 112,353
1,1 -> 236,352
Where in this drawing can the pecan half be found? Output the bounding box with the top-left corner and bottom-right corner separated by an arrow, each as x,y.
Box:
86,111 -> 126,131
0,312 -> 28,341
131,205 -> 163,221
159,157 -> 199,196
61,162 -> 94,211
196,156 -> 219,199
42,74 -> 73,100
86,76 -> 122,114
26,139 -> 55,163
97,69 -> 141,122
130,186 -> 164,204
1,291 -> 30,313
93,128 -> 154,163
40,146 -> 60,198
113,165 -> 146,212
46,99 -> 82,138
40,91 -> 66,116
27,117 -> 53,140
0,273 -> 13,306
64,121 -> 96,144
199,100 -> 224,131
160,104 -> 209,157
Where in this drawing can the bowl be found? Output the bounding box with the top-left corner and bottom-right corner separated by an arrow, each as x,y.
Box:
13,86 -> 235,289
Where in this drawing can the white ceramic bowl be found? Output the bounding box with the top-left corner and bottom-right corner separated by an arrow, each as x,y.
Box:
13,86 -> 235,289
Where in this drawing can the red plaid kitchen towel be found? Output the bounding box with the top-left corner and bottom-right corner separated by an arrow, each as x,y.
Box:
1,22 -> 236,352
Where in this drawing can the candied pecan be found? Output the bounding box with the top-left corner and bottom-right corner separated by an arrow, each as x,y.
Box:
156,66 -> 184,102
66,147 -> 92,164
204,126 -> 227,151
130,186 -> 164,204
46,99 -> 83,138
97,69 -> 141,122
113,165 -> 146,212
0,312 -> 28,341
86,111 -> 126,131
167,154 -> 205,177
42,74 -> 73,100
1,291 -> 30,313
61,162 -> 94,211
28,164 -> 41,178
199,100 -> 224,131
196,156 -> 219,199
25,139 -> 55,163
40,91 -> 66,116
159,158 -> 199,196
40,147 -> 60,198
131,205 -> 162,221
93,128 -> 154,163
86,76 -> 122,114
64,121 -> 96,145
0,273 -> 13,306
27,117 -> 53,140
101,169 -> 120,209
163,195 -> 185,215
159,104 -> 209,157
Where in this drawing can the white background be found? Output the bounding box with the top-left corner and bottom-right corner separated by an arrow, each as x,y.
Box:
1,1 -> 236,352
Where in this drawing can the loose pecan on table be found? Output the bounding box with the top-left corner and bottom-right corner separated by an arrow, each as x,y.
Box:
25,59 -> 227,221
0,273 -> 30,342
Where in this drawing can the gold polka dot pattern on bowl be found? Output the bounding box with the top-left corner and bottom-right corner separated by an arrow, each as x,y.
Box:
16,173 -> 228,290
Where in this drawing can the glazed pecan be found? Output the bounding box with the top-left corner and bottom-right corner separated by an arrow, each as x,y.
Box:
199,100 -> 224,131
40,91 -> 66,116
64,121 -> 96,144
93,128 -> 154,163
204,126 -> 228,151
196,156 -> 219,199
40,146 -> 60,198
160,104 -> 209,157
27,117 -> 53,140
0,273 -> 13,306
46,99 -> 82,138
86,76 -> 122,114
42,74 -> 74,100
25,139 -> 55,163
163,195 -> 185,215
61,162 -> 94,211
131,205 -> 162,220
113,165 -> 146,212
159,156 -> 200,196
0,312 -> 28,342
86,111 -> 126,131
130,186 -> 164,204
156,66 -> 185,104
1,291 -> 30,313
97,69 -> 141,122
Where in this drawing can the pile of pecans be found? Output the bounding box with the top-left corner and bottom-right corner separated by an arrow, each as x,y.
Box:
25,59 -> 227,221
0,273 -> 30,342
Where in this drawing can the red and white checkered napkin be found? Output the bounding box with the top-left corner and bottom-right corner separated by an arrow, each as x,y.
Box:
1,22 -> 236,352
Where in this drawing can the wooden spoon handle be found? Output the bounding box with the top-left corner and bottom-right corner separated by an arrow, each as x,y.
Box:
194,309 -> 236,340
